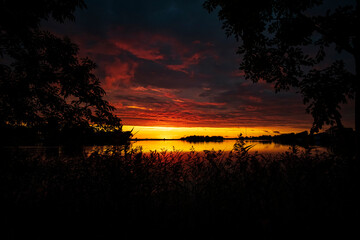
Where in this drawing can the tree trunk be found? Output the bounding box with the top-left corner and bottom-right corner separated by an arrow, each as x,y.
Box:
335,113 -> 343,129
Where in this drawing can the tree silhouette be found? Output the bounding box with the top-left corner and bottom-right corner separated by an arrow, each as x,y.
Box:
0,0 -> 121,132
204,0 -> 358,134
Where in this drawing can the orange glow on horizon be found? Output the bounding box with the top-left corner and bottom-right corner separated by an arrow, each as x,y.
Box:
122,125 -> 309,139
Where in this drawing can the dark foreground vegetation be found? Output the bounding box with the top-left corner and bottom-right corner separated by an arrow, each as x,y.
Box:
0,125 -> 132,146
239,127 -> 356,149
2,141 -> 359,240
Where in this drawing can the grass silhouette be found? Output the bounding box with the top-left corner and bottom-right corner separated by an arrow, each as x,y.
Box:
1,141 -> 359,239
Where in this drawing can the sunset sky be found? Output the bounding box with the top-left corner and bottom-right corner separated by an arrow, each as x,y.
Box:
46,0 -> 354,138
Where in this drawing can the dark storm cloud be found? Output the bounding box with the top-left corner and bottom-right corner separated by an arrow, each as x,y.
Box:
61,0 -> 226,45
60,4 -> 238,91
43,0 -> 354,129
134,59 -> 191,89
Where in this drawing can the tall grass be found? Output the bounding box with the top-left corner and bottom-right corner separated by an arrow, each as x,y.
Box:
1,142 -> 359,239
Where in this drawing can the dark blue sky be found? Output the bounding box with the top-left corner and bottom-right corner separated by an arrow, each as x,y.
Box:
46,0 -> 355,132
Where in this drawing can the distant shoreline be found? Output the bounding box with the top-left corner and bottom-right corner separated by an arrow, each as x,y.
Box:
131,138 -> 256,141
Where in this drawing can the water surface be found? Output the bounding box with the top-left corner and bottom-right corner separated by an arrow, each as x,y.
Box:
4,140 -> 327,159
85,140 -> 327,155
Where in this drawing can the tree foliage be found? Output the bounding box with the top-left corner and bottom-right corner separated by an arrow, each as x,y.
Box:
204,0 -> 358,133
0,0 -> 122,130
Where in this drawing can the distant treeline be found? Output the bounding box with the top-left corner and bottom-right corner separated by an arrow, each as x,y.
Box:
240,127 -> 355,151
181,128 -> 355,152
181,135 -> 224,142
0,125 -> 132,146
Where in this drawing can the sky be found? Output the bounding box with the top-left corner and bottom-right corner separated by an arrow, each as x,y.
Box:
46,0 -> 355,138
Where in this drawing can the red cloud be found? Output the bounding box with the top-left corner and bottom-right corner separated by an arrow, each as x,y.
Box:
167,53 -> 203,73
109,28 -> 189,61
109,85 -> 231,127
113,41 -> 164,61
104,59 -> 138,89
